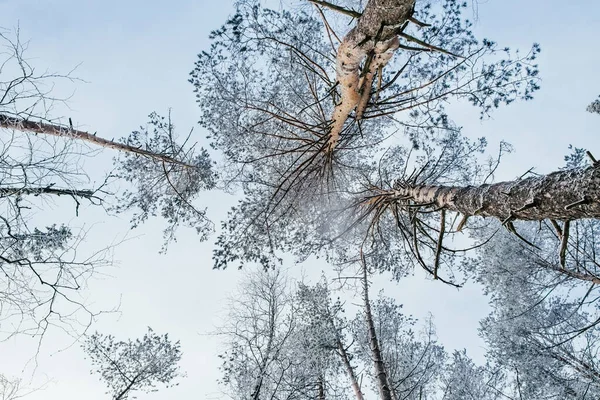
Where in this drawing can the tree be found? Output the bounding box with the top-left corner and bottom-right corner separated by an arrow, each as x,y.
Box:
217,269 -> 298,400
588,96 -> 600,115
191,0 -> 544,276
218,268 -> 520,400
82,327 -> 182,400
468,219 -> 600,398
0,29 -> 215,339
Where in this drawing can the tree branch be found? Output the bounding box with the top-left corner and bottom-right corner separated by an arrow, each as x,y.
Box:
0,113 -> 194,168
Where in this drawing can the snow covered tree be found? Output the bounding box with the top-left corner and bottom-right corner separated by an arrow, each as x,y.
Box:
192,0 -> 600,292
217,269 -> 298,400
190,0 -> 545,275
82,327 -> 182,400
218,268 -> 516,400
0,29 -> 215,339
468,218 -> 600,398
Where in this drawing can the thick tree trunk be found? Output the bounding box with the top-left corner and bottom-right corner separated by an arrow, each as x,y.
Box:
329,0 -> 415,151
361,254 -> 393,400
391,165 -> 600,221
0,113 -> 192,167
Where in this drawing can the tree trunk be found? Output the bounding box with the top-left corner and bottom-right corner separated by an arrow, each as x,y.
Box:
336,336 -> 365,400
390,165 -> 600,221
0,186 -> 96,199
361,253 -> 393,400
329,0 -> 415,151
317,376 -> 325,400
250,296 -> 276,400
0,113 -> 192,167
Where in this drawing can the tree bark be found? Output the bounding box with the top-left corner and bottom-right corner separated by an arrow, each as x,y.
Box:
390,165 -> 600,221
336,337 -> 365,400
0,186 -> 96,199
329,0 -> 415,151
317,376 -> 326,400
361,252 -> 393,400
0,113 -> 193,167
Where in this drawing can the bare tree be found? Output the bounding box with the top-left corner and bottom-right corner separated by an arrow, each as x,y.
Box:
0,28 -> 216,340
0,375 -> 35,400
217,269 -> 298,400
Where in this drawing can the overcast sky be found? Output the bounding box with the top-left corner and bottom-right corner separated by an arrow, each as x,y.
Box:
0,0 -> 599,399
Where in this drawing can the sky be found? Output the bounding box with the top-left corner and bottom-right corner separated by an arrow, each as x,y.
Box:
0,0 -> 599,399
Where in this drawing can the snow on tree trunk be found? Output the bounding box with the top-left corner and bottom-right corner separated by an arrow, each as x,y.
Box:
0,113 -> 192,167
329,0 -> 415,151
390,165 -> 600,221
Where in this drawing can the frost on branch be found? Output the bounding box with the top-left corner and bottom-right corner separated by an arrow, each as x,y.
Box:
113,111 -> 217,250
83,327 -> 182,400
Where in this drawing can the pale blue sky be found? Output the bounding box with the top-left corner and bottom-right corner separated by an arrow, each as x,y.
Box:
0,0 -> 599,399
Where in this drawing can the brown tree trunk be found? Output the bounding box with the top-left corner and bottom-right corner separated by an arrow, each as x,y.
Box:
390,165 -> 600,221
0,113 -> 192,167
317,376 -> 326,400
329,0 -> 415,151
361,252 -> 393,400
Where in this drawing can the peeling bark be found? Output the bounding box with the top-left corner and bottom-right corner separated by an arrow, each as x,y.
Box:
328,0 -> 415,151
0,113 -> 193,167
389,165 -> 600,221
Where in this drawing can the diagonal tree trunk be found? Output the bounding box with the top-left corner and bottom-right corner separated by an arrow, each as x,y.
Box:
328,0 -> 415,151
387,164 -> 600,222
336,336 -> 365,400
325,302 -> 365,400
0,186 -> 96,200
361,251 -> 393,400
0,113 -> 193,167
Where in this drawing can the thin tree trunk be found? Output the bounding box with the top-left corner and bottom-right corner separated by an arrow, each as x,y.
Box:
317,376 -> 326,400
329,0 -> 415,151
0,186 -> 96,199
389,165 -> 600,221
114,374 -> 139,400
336,337 -> 365,400
250,289 -> 278,400
0,113 -> 193,167
361,251 -> 393,400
